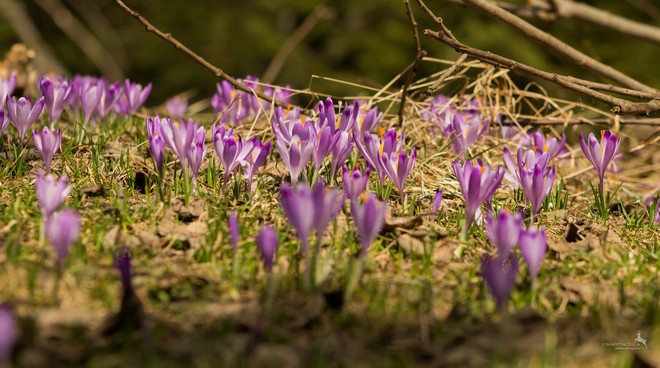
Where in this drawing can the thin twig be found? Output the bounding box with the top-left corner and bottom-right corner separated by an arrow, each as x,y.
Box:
426,53 -> 468,95
459,0 -> 657,93
398,0 -> 428,126
500,118 -> 660,126
262,6 -> 334,83
416,0 -> 660,115
114,0 -> 297,111
489,0 -> 660,45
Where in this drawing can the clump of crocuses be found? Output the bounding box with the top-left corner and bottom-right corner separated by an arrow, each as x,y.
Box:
482,209 -> 547,310
452,159 -> 504,241
580,130 -> 621,219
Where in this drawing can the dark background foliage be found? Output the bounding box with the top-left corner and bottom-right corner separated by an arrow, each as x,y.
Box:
1,0 -> 658,104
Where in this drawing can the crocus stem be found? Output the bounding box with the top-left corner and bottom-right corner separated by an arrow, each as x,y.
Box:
598,179 -> 606,218
344,256 -> 365,302
231,249 -> 240,292
52,266 -> 62,305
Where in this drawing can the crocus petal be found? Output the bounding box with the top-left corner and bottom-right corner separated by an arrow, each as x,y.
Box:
257,226 -> 278,271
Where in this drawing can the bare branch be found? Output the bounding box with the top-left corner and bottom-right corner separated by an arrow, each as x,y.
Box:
398,0 -> 428,126
426,53 -> 468,95
489,0 -> 660,45
501,118 -> 660,126
114,0 -> 299,112
459,0 -> 658,93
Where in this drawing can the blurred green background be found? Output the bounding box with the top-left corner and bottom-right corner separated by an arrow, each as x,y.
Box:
0,0 -> 658,105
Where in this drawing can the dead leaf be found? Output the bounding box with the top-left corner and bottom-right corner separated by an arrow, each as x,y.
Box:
382,208 -> 423,233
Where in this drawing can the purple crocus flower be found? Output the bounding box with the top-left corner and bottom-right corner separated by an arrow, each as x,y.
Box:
311,180 -> 345,240
452,160 -> 504,239
317,97 -> 336,131
0,304 -> 16,364
166,96 -> 188,120
214,130 -> 251,187
240,137 -> 271,193
228,212 -> 239,251
187,129 -> 207,181
39,76 -> 72,124
485,210 -> 522,257
80,78 -> 102,126
432,188 -> 443,214
311,125 -> 340,172
354,131 -> 388,184
353,103 -> 382,135
518,226 -> 546,286
0,110 -> 11,137
119,79 -> 152,115
579,130 -> 621,189
115,249 -> 134,295
161,118 -> 201,170
0,72 -> 16,110
520,164 -> 556,221
46,209 -> 81,266
279,182 -> 315,253
350,193 -> 387,257
97,80 -> 122,120
6,95 -> 45,143
330,130 -> 354,179
524,131 -> 567,161
146,116 -> 166,174
381,146 -> 417,194
502,147 -> 550,187
419,94 -> 455,132
482,253 -> 518,310
33,126 -> 62,173
342,164 -> 370,200
446,110 -> 488,157
36,171 -> 73,218
276,134 -> 314,184
257,225 -> 278,272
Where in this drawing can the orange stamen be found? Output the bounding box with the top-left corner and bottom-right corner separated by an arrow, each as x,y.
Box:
379,144 -> 384,156
479,167 -> 485,175
543,145 -> 548,153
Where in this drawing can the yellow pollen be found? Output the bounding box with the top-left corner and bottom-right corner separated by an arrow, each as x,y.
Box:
359,192 -> 369,203
543,144 -> 548,153
378,127 -> 384,138
301,116 -> 307,124
465,128 -> 470,138
379,144 -> 384,156
296,140 -> 301,147
361,106 -> 367,113
234,134 -> 240,142
545,133 -> 550,139
355,162 -> 360,170
533,145 -> 538,152
317,131 -> 322,139
600,130 -> 605,140
523,164 -> 528,169
336,117 -> 341,129
359,117 -> 365,128
285,105 -> 291,114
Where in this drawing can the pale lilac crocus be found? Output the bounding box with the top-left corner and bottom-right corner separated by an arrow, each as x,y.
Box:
120,79 -> 152,115
432,188 -> 443,214
354,129 -> 400,185
381,146 -> 417,194
419,94 -> 455,132
257,225 -> 278,272
39,76 -> 71,124
214,130 -> 251,187
452,160 -> 504,240
161,118 -> 200,169
33,126 -> 62,173
240,137 -> 271,193
520,164 -> 556,222
46,209 -> 81,266
229,212 -> 239,251
279,182 -> 315,253
0,110 -> 10,136
312,125 -> 339,172
330,130 -> 354,179
0,304 -> 16,364
502,147 -> 550,187
80,78 -> 102,126
311,180 -> 345,241
146,116 -> 166,174
580,130 -> 621,189
446,111 -> 488,157
187,129 -> 207,181
0,72 -> 16,110
353,103 -> 383,135
482,253 -> 518,311
36,171 -> 73,218
6,95 -> 45,143
524,131 -> 567,161
96,81 -> 122,120
485,210 -> 522,257
342,164 -> 370,200
276,134 -> 314,184
166,96 -> 188,120
350,193 -> 387,257
518,227 -> 547,286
